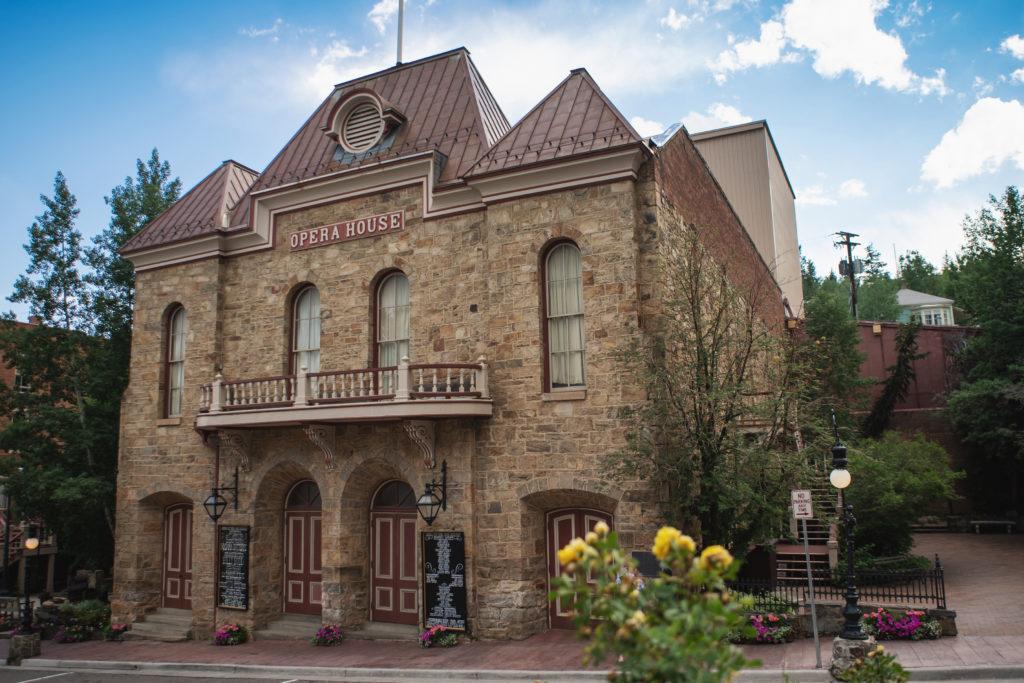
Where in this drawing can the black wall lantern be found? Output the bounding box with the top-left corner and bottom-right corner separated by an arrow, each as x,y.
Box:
416,460 -> 447,526
203,466 -> 239,522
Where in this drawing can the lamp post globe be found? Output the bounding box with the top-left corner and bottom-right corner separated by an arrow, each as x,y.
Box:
416,487 -> 443,526
829,468 -> 851,489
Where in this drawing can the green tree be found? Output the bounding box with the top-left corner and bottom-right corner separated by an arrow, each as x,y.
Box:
802,277 -> 867,417
801,250 -> 821,304
0,172 -> 115,567
898,251 -> 940,294
857,277 -> 900,322
607,229 -> 807,552
861,322 -> 924,437
861,243 -> 888,279
846,433 -> 960,557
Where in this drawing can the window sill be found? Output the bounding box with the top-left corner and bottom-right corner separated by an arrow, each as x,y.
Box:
541,389 -> 587,402
156,417 -> 182,427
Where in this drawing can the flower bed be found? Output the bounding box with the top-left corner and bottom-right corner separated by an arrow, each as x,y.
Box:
103,623 -> 129,642
213,623 -> 248,646
311,623 -> 344,646
53,624 -> 93,643
729,611 -> 797,644
862,608 -> 941,640
420,625 -> 459,648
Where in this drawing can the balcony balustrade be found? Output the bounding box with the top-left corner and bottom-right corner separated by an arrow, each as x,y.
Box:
195,356 -> 491,430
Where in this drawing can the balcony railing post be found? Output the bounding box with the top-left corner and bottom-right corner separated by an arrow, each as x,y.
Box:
477,356 -> 489,398
211,374 -> 224,413
295,366 -> 308,406
396,356 -> 411,401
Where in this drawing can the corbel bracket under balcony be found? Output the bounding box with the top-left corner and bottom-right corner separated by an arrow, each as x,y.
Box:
219,430 -> 253,472
403,420 -> 436,469
304,424 -> 337,470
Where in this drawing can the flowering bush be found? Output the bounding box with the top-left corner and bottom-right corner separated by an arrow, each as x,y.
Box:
213,623 -> 248,646
53,624 -> 93,643
835,644 -> 909,682
550,522 -> 755,682
862,608 -> 942,641
730,611 -> 796,644
102,623 -> 129,642
420,625 -> 460,648
311,623 -> 344,646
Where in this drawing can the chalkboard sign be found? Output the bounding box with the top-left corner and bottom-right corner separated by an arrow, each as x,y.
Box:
422,531 -> 468,632
632,550 -> 664,578
218,525 -> 250,610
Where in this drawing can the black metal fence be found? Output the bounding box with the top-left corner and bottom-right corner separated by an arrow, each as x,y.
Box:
728,556 -> 947,611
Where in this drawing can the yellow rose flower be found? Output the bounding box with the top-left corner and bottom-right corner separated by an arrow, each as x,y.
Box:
699,545 -> 733,571
557,544 -> 576,566
593,520 -> 610,536
652,526 -> 696,560
557,537 -> 591,566
585,531 -> 598,544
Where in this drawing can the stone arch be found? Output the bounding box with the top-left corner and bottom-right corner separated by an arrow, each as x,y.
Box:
334,442 -> 426,628
513,477 -> 622,637
250,458 -> 322,627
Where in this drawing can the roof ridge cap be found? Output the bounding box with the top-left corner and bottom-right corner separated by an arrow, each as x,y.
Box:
332,47 -> 469,90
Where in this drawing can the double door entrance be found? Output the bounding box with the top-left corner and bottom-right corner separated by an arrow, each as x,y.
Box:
369,480 -> 418,624
546,508 -> 613,628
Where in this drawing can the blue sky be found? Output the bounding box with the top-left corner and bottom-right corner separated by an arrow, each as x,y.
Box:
2,0 -> 1023,318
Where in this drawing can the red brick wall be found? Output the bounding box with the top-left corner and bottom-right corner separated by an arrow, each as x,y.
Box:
653,132 -> 784,328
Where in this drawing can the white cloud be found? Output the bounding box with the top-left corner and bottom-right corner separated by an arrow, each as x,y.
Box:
240,18 -> 284,41
630,116 -> 666,137
712,0 -> 948,96
893,0 -> 928,29
973,76 -> 994,97
368,0 -> 399,34
782,0 -> 949,96
795,184 -> 837,206
681,102 -> 752,132
660,8 -> 691,31
711,20 -> 797,84
1001,34 -> 1024,60
838,178 -> 868,198
921,97 -> 1024,188
1013,68 -> 1024,84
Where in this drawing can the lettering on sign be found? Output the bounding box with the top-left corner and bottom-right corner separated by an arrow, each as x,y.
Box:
217,525 -> 250,610
289,210 -> 404,251
791,489 -> 813,520
422,531 -> 468,632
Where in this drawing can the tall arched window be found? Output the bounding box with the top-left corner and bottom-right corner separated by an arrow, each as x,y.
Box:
165,306 -> 187,417
544,242 -> 586,389
376,272 -> 410,367
292,286 -> 321,374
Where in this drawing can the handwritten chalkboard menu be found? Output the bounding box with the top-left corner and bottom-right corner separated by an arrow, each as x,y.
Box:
632,551 -> 663,578
422,531 -> 468,632
218,525 -> 250,610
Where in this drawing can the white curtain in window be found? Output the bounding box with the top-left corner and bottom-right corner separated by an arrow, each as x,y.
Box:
293,287 -> 321,373
167,308 -> 187,417
546,244 -> 585,387
378,273 -> 410,368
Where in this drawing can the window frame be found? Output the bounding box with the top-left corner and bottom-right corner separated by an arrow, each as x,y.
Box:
164,305 -> 187,418
290,285 -> 321,375
540,240 -> 587,392
372,270 -> 410,370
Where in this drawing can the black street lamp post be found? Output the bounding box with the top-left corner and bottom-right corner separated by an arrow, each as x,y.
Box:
18,526 -> 39,636
829,411 -> 866,641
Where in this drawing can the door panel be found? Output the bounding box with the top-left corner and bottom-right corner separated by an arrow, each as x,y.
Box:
546,508 -> 612,629
284,510 -> 322,614
370,511 -> 418,624
163,505 -> 193,609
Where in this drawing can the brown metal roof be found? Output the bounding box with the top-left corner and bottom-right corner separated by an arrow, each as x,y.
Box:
121,160 -> 258,253
465,68 -> 641,178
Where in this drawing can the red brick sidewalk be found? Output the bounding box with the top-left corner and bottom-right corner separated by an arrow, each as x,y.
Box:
12,630 -> 1024,673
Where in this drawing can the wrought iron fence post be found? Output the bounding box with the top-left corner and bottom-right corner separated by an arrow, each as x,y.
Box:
935,553 -> 946,610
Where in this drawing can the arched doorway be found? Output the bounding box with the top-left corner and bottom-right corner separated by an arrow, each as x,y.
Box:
284,480 -> 322,615
546,508 -> 613,628
369,480 -> 417,624
163,504 -> 193,609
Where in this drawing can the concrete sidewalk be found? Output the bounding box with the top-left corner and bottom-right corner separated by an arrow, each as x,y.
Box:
7,631 -> 1024,681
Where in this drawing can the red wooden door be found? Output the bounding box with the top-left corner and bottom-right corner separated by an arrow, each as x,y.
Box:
284,481 -> 322,615
370,481 -> 418,624
546,508 -> 613,629
163,504 -> 193,609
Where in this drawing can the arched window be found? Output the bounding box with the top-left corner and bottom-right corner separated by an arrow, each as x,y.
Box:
544,242 -> 586,389
292,286 -> 321,374
376,272 -> 410,367
165,306 -> 187,417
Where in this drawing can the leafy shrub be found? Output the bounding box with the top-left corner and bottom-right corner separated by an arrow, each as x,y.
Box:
730,611 -> 796,644
103,623 -> 129,641
53,624 -> 93,643
56,600 -> 110,631
213,623 -> 248,646
550,523 -> 754,682
846,433 -> 961,557
420,625 -> 459,648
311,623 -> 344,646
861,608 -> 942,641
835,644 -> 909,682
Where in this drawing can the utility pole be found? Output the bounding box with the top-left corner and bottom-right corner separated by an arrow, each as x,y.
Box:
834,231 -> 860,319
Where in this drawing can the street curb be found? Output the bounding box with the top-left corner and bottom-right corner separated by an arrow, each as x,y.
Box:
19,659 -> 1024,681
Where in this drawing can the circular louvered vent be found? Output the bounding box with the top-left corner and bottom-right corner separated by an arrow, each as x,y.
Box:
341,102 -> 385,153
